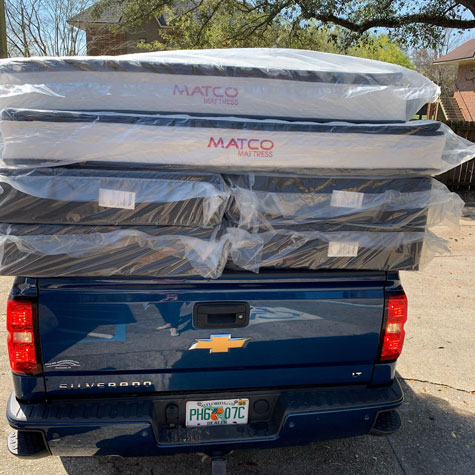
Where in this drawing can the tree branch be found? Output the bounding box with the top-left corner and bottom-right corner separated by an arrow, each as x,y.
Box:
310,11 -> 475,33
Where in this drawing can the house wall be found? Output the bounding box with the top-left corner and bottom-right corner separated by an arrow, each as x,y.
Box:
86,26 -> 127,55
85,20 -> 162,56
454,62 -> 475,121
126,19 -> 164,53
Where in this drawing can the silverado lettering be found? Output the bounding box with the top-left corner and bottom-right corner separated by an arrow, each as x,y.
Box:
58,381 -> 153,389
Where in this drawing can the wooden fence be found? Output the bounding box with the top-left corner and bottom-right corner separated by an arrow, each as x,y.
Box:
437,121 -> 475,191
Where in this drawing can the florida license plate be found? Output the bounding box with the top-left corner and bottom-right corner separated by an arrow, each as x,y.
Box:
186,398 -> 249,427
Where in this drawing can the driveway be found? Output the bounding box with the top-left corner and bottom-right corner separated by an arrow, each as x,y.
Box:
0,219 -> 473,475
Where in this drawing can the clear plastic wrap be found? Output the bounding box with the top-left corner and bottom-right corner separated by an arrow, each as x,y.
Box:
225,175 -> 464,230
0,167 -> 230,227
0,222 -> 450,277
2,109 -> 473,175
0,49 -> 439,121
0,224 -> 228,278
226,227 -> 449,272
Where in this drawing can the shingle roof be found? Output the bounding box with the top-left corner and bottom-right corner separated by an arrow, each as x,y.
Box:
434,39 -> 475,64
68,1 -> 124,27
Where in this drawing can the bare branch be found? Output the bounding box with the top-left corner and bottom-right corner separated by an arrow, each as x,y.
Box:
5,0 -> 92,56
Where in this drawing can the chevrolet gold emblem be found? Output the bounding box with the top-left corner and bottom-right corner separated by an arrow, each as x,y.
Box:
189,334 -> 249,354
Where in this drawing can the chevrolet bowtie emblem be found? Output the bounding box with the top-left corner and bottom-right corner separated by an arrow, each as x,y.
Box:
189,334 -> 249,354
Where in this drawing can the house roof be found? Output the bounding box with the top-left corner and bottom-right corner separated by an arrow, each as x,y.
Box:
434,39 -> 475,65
68,1 -> 124,28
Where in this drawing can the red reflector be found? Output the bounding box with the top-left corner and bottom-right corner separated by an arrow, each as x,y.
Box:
6,300 -> 38,374
380,294 -> 408,361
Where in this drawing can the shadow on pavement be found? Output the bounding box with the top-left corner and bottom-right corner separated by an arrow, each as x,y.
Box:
60,377 -> 474,475
461,200 -> 475,219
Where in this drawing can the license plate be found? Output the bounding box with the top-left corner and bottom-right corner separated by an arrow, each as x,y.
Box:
186,398 -> 249,427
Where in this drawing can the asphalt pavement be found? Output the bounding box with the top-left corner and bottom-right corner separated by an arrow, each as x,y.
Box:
0,219 -> 473,475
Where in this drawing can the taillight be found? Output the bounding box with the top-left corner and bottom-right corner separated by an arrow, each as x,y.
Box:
379,293 -> 408,361
6,299 -> 39,375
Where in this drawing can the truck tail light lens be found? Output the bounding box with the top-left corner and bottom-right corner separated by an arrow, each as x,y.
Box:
7,300 -> 39,375
380,294 -> 408,361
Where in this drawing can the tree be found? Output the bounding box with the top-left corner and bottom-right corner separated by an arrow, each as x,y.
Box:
139,1 -> 287,50
96,0 -> 475,49
1,0 -> 7,58
412,29 -> 464,96
347,36 -> 414,69
5,0 -> 94,57
121,1 -> 412,68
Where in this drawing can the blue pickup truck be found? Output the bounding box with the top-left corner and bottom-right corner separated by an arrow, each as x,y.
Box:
6,269 -> 406,471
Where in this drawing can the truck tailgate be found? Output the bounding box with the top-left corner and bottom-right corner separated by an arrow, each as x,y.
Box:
37,271 -> 386,396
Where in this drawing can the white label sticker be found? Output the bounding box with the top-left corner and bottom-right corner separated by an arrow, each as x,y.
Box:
330,190 -> 364,209
328,242 -> 359,257
99,189 -> 136,210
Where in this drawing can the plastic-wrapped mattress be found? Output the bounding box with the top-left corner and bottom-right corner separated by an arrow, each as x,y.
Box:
226,228 -> 446,272
0,49 -> 439,121
0,168 -> 230,227
3,109 -> 470,175
0,224 -> 228,278
224,175 -> 464,230
0,223 -> 447,276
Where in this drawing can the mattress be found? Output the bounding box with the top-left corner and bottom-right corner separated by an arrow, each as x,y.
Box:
0,220 -> 448,277
224,175 -> 464,230
0,109 -> 453,174
0,224 -> 228,278
227,228 -> 446,272
0,49 -> 439,121
0,168 -> 230,227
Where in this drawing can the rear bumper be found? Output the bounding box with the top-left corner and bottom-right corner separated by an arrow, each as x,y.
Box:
7,380 -> 403,457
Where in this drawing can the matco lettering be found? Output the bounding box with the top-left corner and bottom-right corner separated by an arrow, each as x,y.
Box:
208,137 -> 274,158
173,84 -> 239,105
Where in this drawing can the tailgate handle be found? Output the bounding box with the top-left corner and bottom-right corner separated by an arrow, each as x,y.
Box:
193,302 -> 250,329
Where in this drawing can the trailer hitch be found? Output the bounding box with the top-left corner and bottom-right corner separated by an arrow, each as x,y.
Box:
211,452 -> 228,475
